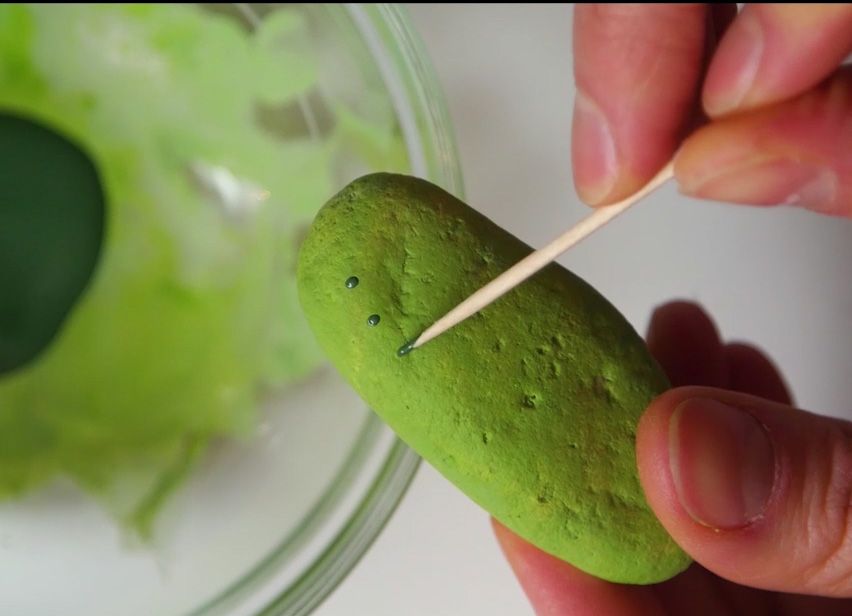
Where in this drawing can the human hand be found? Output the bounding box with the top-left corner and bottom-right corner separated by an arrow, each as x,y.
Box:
571,4 -> 852,216
494,301 -> 852,614
492,7 -> 852,612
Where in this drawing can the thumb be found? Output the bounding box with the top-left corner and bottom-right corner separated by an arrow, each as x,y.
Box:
637,387 -> 852,597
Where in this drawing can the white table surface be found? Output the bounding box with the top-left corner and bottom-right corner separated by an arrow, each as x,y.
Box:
318,5 -> 852,615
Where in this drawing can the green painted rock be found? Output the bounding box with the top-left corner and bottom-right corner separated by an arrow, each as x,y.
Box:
297,173 -> 691,584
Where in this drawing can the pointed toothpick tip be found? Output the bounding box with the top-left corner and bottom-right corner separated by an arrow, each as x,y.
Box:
396,340 -> 415,357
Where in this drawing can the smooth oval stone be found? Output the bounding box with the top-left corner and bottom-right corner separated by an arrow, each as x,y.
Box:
0,113 -> 105,374
297,173 -> 690,584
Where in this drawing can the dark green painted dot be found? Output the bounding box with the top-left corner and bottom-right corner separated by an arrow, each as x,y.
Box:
367,314 -> 380,326
345,276 -> 359,289
0,113 -> 105,376
397,341 -> 414,357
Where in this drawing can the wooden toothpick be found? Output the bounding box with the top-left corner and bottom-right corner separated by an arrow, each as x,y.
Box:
408,160 -> 675,351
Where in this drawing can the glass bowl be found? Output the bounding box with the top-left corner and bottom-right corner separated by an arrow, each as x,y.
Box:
0,4 -> 461,615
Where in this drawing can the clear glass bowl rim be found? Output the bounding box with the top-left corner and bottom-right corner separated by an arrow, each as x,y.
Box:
191,4 -> 463,616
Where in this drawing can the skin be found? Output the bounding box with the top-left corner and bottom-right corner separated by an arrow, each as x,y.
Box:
497,4 -> 852,612
571,4 -> 852,216
495,302 -> 852,614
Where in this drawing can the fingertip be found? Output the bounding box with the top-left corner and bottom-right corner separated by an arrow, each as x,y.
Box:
671,123 -> 730,194
636,389 -> 682,513
570,92 -> 658,207
571,4 -> 707,207
702,7 -> 764,117
571,90 -> 618,206
638,387 -> 852,596
637,388 -> 771,541
703,4 -> 852,116
637,388 -> 773,582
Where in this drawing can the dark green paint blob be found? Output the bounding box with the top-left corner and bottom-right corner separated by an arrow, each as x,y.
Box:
367,314 -> 380,326
396,341 -> 414,357
0,113 -> 105,375
345,276 -> 359,289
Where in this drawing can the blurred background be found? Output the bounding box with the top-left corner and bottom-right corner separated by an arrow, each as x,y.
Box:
318,4 -> 852,615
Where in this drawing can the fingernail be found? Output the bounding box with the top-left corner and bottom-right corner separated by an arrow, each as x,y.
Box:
572,90 -> 617,205
669,398 -> 775,529
678,157 -> 839,212
705,11 -> 764,116
782,169 -> 840,215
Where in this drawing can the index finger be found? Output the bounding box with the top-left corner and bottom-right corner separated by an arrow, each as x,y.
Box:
572,5 -> 709,206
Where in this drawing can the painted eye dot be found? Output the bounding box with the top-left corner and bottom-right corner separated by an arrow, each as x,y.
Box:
345,276 -> 359,289
367,314 -> 380,327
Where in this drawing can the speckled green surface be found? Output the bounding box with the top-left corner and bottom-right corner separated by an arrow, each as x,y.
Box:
297,173 -> 691,584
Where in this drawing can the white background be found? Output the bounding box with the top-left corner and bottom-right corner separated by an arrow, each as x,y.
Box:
319,5 -> 852,615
